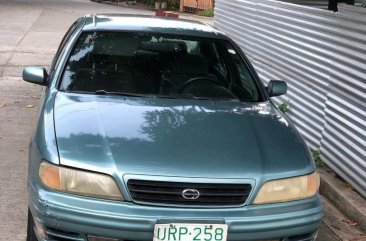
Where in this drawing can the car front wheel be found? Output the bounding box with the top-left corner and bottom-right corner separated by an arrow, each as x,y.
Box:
27,209 -> 38,241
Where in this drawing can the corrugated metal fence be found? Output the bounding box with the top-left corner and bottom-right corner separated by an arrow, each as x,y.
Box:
278,0 -> 363,9
214,0 -> 366,197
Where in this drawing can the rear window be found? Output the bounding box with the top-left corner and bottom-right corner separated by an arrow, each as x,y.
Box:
60,32 -> 263,102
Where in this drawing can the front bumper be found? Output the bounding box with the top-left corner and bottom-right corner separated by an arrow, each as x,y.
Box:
29,181 -> 323,241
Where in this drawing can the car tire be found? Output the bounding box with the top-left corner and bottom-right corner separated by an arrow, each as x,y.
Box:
27,209 -> 38,241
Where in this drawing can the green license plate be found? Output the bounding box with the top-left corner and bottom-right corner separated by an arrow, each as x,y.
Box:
153,223 -> 228,241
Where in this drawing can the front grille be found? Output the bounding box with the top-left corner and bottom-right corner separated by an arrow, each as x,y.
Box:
127,180 -> 252,206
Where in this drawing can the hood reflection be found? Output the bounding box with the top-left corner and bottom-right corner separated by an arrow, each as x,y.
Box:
54,93 -> 305,178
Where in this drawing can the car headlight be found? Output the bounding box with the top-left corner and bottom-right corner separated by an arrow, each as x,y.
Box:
39,161 -> 123,201
253,172 -> 320,204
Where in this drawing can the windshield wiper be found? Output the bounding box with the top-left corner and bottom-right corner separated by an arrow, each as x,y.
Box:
95,91 -> 200,99
95,90 -> 155,98
158,93 -> 214,100
166,94 -> 240,101
94,90 -> 238,101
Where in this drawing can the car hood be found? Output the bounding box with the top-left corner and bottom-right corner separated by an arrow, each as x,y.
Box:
54,92 -> 312,179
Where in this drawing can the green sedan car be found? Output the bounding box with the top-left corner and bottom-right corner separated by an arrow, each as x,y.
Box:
24,15 -> 322,241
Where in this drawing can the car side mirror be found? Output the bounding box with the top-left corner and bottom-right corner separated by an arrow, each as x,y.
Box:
23,67 -> 48,86
267,80 -> 287,97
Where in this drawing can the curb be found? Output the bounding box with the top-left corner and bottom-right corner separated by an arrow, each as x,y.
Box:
319,168 -> 366,232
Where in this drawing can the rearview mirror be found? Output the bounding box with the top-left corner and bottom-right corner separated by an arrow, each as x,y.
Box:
267,80 -> 287,97
23,67 -> 48,86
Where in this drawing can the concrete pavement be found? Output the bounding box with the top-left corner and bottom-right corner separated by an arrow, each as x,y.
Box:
0,1 -> 357,241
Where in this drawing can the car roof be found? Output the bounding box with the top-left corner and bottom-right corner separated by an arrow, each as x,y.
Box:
81,14 -> 228,39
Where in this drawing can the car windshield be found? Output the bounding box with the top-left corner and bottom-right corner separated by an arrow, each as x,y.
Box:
60,31 -> 263,101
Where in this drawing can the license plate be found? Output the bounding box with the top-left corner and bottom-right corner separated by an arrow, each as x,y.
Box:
153,223 -> 228,241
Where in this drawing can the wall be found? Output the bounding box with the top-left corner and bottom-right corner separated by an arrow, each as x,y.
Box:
182,0 -> 213,12
214,0 -> 366,197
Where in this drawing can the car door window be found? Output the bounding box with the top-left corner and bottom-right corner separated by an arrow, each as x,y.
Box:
229,47 -> 259,100
49,21 -> 79,78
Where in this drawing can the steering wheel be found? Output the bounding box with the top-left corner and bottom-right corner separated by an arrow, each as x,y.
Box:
178,76 -> 224,94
